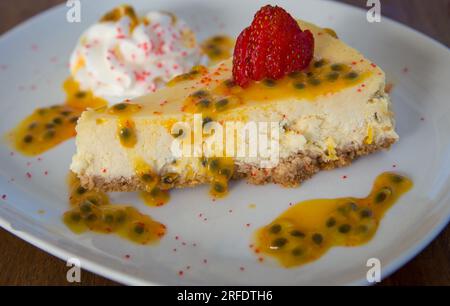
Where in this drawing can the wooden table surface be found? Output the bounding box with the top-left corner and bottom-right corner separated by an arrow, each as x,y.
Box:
0,0 -> 449,286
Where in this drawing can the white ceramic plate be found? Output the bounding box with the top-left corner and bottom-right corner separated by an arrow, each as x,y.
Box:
0,0 -> 449,285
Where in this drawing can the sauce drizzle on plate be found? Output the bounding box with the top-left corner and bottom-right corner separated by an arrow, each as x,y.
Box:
254,172 -> 412,267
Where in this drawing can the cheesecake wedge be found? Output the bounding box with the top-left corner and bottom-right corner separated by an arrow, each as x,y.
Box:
71,19 -> 398,196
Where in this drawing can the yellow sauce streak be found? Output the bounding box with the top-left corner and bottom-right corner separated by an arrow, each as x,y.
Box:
254,172 -> 412,267
202,35 -> 235,64
167,65 -> 208,87
134,158 -> 174,207
117,118 -> 137,148
63,172 -> 166,245
105,102 -> 143,149
100,5 -> 139,30
205,157 -> 234,198
180,60 -> 368,117
215,59 -> 369,104
8,78 -> 107,156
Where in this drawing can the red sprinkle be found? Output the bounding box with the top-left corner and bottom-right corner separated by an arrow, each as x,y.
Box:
178,271 -> 184,276
26,172 -> 32,179
1,195 -> 6,200
124,254 -> 131,259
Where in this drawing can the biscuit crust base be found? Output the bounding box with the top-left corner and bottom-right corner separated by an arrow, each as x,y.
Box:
78,138 -> 396,192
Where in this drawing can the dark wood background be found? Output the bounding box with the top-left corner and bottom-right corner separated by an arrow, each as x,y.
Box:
0,0 -> 449,286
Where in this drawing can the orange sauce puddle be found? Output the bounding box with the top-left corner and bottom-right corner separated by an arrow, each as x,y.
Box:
7,78 -> 107,156
254,172 -> 412,267
201,35 -> 235,65
63,172 -> 166,245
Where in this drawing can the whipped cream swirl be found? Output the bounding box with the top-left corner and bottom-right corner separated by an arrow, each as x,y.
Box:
70,9 -> 203,99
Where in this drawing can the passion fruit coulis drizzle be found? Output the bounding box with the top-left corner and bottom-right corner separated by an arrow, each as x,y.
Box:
180,58 -> 367,116
63,172 -> 166,244
201,35 -> 235,64
134,158 -> 172,207
254,172 -> 412,267
8,78 -> 107,156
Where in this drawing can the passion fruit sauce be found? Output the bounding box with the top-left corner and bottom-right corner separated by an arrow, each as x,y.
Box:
201,35 -> 235,64
8,78 -> 107,156
63,172 -> 166,244
254,172 -> 413,268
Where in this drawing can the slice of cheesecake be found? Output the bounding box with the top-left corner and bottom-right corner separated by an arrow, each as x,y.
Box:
71,19 -> 398,196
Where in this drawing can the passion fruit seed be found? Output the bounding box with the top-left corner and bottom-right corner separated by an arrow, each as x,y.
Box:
314,59 -> 326,68
76,186 -> 87,195
134,224 -> 145,234
288,71 -> 301,78
331,64 -> 344,71
326,71 -> 339,81
45,123 -> 55,129
391,174 -> 404,183
213,182 -> 226,193
60,110 -> 72,116
38,108 -> 48,116
269,224 -> 282,234
141,173 -> 155,183
53,117 -> 63,125
338,224 -> 351,234
326,217 -> 336,228
223,79 -> 236,88
291,247 -> 304,256
375,187 -> 392,203
23,135 -> 33,144
263,79 -> 277,87
75,91 -> 87,99
270,237 -> 288,249
80,201 -> 93,213
215,99 -> 229,110
345,71 -> 358,79
308,78 -> 321,86
219,168 -> 232,179
161,173 -> 178,185
120,127 -> 132,139
192,90 -> 208,99
69,116 -> 79,123
43,130 -> 56,139
70,212 -> 81,222
290,230 -> 305,238
312,233 -> 323,245
28,122 -> 38,130
113,103 -> 127,111
293,82 -> 306,90
360,208 -> 373,218
198,99 -> 211,108
209,159 -> 219,171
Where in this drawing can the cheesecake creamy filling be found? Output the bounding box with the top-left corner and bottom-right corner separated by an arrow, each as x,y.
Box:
70,19 -> 398,195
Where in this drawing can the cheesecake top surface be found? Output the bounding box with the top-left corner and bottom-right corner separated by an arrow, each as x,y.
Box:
87,19 -> 386,119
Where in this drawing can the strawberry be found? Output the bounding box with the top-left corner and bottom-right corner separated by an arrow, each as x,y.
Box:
232,5 -> 314,87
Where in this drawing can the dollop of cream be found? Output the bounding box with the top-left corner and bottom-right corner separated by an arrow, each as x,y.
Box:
70,9 -> 204,99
